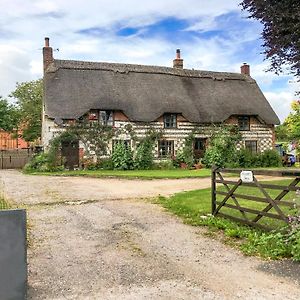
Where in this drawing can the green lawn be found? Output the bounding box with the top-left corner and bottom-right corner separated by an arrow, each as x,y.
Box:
26,168 -> 212,179
156,179 -> 300,260
0,198 -> 10,210
158,179 -> 297,230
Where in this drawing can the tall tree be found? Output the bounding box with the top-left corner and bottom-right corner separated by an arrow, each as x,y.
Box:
10,79 -> 42,142
285,100 -> 300,140
0,97 -> 19,132
240,0 -> 300,78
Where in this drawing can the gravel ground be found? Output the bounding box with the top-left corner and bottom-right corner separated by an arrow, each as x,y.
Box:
1,170 -> 300,300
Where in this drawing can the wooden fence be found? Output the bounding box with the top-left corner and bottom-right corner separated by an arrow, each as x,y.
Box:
211,167 -> 300,231
0,149 -> 34,169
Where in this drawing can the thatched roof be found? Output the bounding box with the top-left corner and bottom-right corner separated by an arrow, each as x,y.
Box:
44,59 -> 280,124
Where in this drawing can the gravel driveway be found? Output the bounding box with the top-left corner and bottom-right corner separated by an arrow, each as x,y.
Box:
1,170 -> 300,299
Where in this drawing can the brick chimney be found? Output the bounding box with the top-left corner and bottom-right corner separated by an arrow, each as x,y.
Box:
241,63 -> 250,76
173,49 -> 183,69
43,37 -> 53,72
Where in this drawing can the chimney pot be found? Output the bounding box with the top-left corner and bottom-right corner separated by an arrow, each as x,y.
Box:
241,63 -> 250,76
173,49 -> 183,69
45,37 -> 50,47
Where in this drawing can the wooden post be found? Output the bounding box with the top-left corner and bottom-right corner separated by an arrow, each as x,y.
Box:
211,165 -> 217,215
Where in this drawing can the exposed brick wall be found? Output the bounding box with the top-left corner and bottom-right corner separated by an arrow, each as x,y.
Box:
114,111 -> 129,121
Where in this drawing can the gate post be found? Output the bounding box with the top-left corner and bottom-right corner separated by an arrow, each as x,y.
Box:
211,165 -> 217,215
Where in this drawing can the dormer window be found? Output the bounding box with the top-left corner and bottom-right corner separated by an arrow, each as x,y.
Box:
99,110 -> 113,126
164,113 -> 177,128
238,116 -> 250,131
89,110 -> 114,126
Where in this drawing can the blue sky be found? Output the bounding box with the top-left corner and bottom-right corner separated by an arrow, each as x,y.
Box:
0,0 -> 298,121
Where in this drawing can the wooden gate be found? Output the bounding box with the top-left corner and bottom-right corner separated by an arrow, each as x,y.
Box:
0,149 -> 34,169
211,167 -> 300,231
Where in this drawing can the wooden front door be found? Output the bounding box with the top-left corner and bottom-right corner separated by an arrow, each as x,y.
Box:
194,138 -> 206,159
61,141 -> 79,170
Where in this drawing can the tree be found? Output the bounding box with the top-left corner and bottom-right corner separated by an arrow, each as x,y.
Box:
10,79 -> 42,142
0,97 -> 19,132
285,100 -> 300,140
240,0 -> 300,78
275,124 -> 289,142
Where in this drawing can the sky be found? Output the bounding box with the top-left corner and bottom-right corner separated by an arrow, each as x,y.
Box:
0,0 -> 299,122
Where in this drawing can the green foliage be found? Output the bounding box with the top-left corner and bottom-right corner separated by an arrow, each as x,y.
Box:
285,101 -> 300,140
202,125 -> 241,168
152,160 -> 175,170
0,197 -> 10,210
24,152 -> 64,172
260,149 -> 282,167
10,79 -> 42,142
48,131 -> 78,168
181,132 -> 195,168
97,158 -> 114,170
67,120 -> 115,160
134,129 -> 161,170
112,142 -> 134,170
275,124 -> 289,142
241,0 -> 300,79
157,187 -> 300,261
230,149 -> 282,168
0,97 -> 19,132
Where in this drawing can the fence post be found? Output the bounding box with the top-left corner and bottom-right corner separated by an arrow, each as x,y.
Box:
211,165 -> 217,215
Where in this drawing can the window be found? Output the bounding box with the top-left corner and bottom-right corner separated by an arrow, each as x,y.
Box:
245,140 -> 257,154
99,110 -> 113,126
163,114 -> 177,128
158,140 -> 174,158
238,116 -> 250,131
89,110 -> 114,126
194,138 -> 206,151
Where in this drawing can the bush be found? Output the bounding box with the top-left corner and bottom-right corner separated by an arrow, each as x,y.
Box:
260,149 -> 282,167
97,158 -> 114,170
24,152 -> 64,172
111,142 -> 134,170
134,129 -> 161,170
153,160 -> 175,170
228,149 -> 282,168
202,126 -> 241,168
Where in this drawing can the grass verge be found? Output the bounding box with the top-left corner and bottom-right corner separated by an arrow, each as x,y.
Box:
0,197 -> 10,210
156,180 -> 300,261
25,168 -> 212,179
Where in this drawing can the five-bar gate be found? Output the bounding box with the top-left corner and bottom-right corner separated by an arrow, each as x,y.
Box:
211,167 -> 300,231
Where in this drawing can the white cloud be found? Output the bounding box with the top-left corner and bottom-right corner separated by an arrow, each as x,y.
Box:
0,0 -> 297,124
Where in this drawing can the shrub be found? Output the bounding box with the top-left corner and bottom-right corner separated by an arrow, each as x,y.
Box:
97,158 -> 114,170
24,152 -> 64,172
228,149 -> 282,168
134,139 -> 154,170
260,149 -> 282,167
202,125 -> 241,168
153,160 -> 175,170
111,142 -> 134,170
134,129 -> 160,170
181,133 -> 195,168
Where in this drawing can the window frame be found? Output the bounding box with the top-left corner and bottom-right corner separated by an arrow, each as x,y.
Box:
158,140 -> 174,158
99,110 -> 114,126
238,116 -> 250,131
163,113 -> 177,129
245,140 -> 257,154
